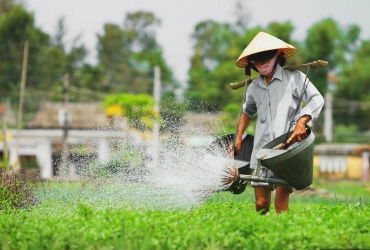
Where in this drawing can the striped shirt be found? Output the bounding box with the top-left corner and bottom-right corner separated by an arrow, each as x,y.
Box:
242,64 -> 325,169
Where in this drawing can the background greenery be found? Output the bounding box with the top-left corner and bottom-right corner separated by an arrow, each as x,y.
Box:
0,0 -> 369,142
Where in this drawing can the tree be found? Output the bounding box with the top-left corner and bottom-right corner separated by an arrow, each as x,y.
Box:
334,39 -> 370,130
54,17 -> 66,48
124,11 -> 160,52
336,40 -> 370,100
45,17 -> 88,100
0,3 -> 94,126
186,20 -> 239,110
186,21 -> 301,112
97,11 -> 176,96
0,4 -> 49,96
267,21 -> 303,66
97,23 -> 129,91
301,18 -> 360,95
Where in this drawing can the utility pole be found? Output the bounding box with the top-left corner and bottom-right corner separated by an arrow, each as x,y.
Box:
324,73 -> 337,143
60,73 -> 70,178
15,40 -> 29,173
152,66 -> 161,168
324,92 -> 333,142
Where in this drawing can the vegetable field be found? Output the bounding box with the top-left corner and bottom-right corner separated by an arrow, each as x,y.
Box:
1,180 -> 370,250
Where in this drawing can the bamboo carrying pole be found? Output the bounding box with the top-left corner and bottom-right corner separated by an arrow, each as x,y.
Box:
229,60 -> 328,90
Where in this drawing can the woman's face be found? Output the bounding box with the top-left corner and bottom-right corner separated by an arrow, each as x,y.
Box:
250,51 -> 280,76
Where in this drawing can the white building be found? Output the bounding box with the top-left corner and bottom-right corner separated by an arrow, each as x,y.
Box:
2,102 -> 131,179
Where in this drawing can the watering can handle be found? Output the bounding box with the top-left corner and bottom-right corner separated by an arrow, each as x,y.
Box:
229,60 -> 328,90
272,126 -> 310,150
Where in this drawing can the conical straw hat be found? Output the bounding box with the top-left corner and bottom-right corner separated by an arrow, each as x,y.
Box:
236,32 -> 297,68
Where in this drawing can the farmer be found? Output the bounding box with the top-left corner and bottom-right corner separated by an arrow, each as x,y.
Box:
234,32 -> 324,214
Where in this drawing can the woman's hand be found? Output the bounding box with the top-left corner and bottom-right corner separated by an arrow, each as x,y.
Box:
286,115 -> 311,145
234,136 -> 243,155
227,135 -> 243,158
230,112 -> 252,156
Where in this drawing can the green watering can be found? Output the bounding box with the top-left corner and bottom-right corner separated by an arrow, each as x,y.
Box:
208,126 -> 315,193
255,126 -> 315,190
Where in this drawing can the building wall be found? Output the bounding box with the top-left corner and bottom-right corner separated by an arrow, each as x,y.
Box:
314,154 -> 365,180
347,156 -> 363,179
1,129 -> 134,179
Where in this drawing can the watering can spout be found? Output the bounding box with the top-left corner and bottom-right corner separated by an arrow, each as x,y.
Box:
206,133 -> 254,195
223,166 -> 250,195
223,163 -> 239,186
223,164 -> 293,194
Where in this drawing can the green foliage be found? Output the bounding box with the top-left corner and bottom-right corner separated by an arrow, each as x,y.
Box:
186,20 -> 242,110
102,93 -> 186,133
335,123 -> 359,138
97,11 -> 176,95
220,103 -> 241,134
0,157 -> 7,169
338,40 -> 370,99
302,18 -> 361,95
219,98 -> 256,135
0,2 -> 369,140
87,146 -> 144,179
0,4 -> 49,94
0,180 -> 370,249
185,17 -> 370,140
185,16 -> 368,119
0,5 -> 87,95
222,103 -> 240,122
0,3 -> 92,127
102,93 -> 161,130
0,170 -> 38,211
334,39 -> 370,131
332,124 -> 370,143
267,21 -> 295,45
0,6 -> 177,129
186,21 -> 303,111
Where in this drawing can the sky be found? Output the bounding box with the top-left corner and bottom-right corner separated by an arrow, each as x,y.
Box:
25,0 -> 370,84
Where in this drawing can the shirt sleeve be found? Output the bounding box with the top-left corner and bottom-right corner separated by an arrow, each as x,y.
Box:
242,85 -> 257,118
294,71 -> 325,123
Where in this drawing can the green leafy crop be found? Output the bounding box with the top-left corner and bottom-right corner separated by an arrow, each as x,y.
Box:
0,180 -> 369,249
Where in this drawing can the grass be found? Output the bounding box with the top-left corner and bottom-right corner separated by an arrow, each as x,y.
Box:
209,178 -> 370,205
0,178 -> 369,249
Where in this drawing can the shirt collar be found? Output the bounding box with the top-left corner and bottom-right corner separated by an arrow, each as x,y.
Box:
272,64 -> 283,82
256,64 -> 283,89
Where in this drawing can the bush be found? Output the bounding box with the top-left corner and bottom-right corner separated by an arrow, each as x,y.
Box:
0,169 -> 39,211
86,146 -> 145,181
